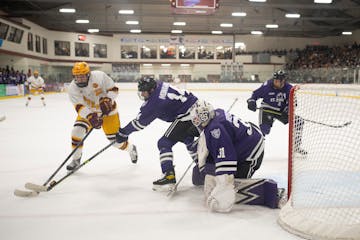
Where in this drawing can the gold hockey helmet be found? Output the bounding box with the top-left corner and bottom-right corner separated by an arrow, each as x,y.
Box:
72,62 -> 90,76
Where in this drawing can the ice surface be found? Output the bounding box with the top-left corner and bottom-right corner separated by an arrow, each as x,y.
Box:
0,83 -> 301,240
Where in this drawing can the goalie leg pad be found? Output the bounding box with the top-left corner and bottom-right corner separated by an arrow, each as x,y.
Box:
234,178 -> 279,209
204,174 -> 216,199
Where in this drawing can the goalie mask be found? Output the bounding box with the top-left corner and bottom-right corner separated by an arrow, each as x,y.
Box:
138,77 -> 157,101
190,100 -> 215,128
72,62 -> 91,88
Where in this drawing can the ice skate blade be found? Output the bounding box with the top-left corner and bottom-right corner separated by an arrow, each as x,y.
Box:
152,184 -> 175,192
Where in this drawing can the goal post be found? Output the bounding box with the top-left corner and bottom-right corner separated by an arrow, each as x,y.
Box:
278,84 -> 360,240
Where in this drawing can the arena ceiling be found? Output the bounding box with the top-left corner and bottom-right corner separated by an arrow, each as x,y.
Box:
0,0 -> 359,38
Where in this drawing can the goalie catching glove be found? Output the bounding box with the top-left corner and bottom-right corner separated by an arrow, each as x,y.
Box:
115,128 -> 128,143
99,97 -> 114,115
87,113 -> 103,129
206,174 -> 235,213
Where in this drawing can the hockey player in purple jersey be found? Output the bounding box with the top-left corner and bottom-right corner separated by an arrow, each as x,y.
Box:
189,100 -> 285,212
115,77 -> 200,191
247,70 -> 292,135
247,70 -> 307,155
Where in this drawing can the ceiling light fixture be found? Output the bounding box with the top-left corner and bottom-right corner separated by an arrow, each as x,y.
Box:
220,23 -> 233,27
232,12 -> 247,17
87,29 -> 99,33
249,0 -> 266,2
130,29 -> 141,33
286,13 -> 301,18
171,30 -> 183,34
314,0 -> 332,3
251,31 -> 263,35
126,21 -> 139,25
211,31 -> 223,34
342,31 -> 352,35
119,10 -> 134,14
266,24 -> 279,28
173,22 -> 186,26
76,19 -> 89,24
59,8 -> 76,13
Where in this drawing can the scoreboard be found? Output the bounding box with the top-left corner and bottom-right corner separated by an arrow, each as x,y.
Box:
170,0 -> 220,15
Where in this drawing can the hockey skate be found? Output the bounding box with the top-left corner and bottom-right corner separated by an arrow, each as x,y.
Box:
129,144 -> 138,164
277,188 -> 287,209
152,170 -> 176,192
66,158 -> 80,171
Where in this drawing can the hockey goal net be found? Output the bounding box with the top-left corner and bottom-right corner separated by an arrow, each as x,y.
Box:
278,84 -> 360,240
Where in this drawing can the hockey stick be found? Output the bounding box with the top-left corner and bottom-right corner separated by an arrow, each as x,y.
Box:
43,128 -> 94,186
14,128 -> 94,197
260,108 -> 351,128
227,98 -> 238,112
167,160 -> 195,197
299,118 -> 351,129
16,140 -> 115,196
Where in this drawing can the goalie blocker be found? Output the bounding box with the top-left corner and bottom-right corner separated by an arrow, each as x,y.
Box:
193,164 -> 284,210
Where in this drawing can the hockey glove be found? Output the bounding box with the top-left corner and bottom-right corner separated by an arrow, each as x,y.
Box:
247,99 -> 257,112
115,128 -> 128,143
206,174 -> 235,213
87,113 -> 103,129
99,97 -> 114,115
280,107 -> 289,124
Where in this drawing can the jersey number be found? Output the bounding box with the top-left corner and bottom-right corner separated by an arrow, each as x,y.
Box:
228,114 -> 253,135
217,147 -> 226,158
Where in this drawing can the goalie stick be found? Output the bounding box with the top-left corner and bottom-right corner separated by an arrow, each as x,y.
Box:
15,140 -> 115,197
261,108 -> 352,129
167,160 -> 195,197
227,97 -> 238,112
14,128 -> 94,198
167,98 -> 239,197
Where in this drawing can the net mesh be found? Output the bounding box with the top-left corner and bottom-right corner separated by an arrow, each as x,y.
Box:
278,84 -> 360,240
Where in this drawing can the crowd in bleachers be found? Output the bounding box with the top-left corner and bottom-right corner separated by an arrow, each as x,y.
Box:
237,49 -> 287,56
286,42 -> 360,70
0,66 -> 27,84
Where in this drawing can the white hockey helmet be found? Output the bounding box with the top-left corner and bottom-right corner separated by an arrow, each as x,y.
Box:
190,100 -> 215,127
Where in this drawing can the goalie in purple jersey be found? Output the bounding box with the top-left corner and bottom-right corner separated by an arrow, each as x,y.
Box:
189,100 -> 285,212
115,77 -> 200,191
247,70 -> 292,135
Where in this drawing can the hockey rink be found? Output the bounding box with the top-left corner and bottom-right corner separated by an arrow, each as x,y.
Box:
0,83 -> 301,240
